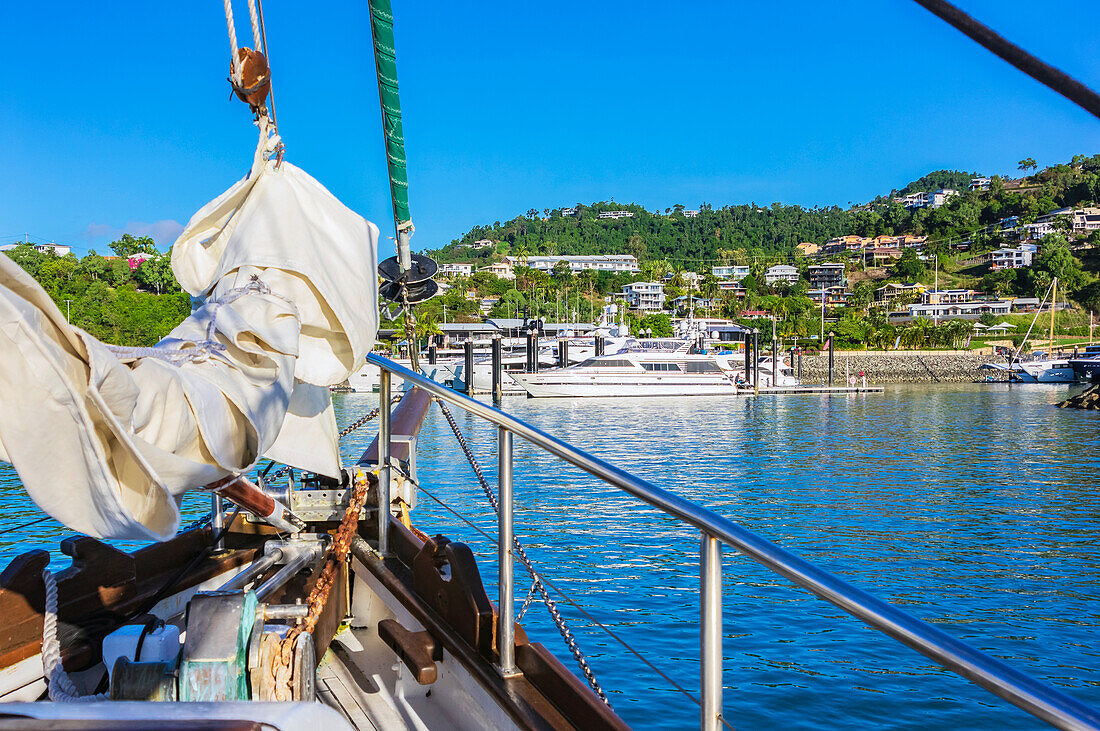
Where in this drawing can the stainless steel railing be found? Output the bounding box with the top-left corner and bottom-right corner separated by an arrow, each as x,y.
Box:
367,353 -> 1100,731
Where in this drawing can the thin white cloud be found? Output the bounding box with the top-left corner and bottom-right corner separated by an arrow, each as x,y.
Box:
80,219 -> 185,249
124,220 -> 185,245
81,223 -> 115,239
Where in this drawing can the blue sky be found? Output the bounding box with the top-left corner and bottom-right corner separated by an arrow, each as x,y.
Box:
3,1 -> 1100,260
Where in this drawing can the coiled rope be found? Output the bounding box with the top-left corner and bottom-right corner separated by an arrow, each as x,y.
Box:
41,568 -> 108,702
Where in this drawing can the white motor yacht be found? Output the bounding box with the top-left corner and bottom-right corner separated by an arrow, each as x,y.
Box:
347,358 -> 453,392
449,336 -> 633,394
754,355 -> 800,387
509,351 -> 745,398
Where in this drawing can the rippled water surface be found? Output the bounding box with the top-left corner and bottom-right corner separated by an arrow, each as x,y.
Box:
2,383 -> 1098,729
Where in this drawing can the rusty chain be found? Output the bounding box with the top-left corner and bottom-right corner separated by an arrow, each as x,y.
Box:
269,467 -> 371,700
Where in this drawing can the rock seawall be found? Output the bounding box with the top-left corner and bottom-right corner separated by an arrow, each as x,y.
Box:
1058,385 -> 1100,410
795,352 -> 998,384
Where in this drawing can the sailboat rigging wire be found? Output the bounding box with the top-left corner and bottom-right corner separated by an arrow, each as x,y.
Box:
1013,277 -> 1058,362
434,399 -> 611,705
914,0 -> 1100,121
0,515 -> 53,536
412,479 -> 719,719
254,0 -> 278,130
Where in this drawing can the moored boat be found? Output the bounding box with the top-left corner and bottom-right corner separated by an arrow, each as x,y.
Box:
509,351 -> 744,398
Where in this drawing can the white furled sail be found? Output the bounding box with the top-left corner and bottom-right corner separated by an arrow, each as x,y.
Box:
0,124 -> 379,540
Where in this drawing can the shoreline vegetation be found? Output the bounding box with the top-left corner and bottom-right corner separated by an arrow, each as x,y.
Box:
418,155 -> 1100,352
5,157 -> 1100,357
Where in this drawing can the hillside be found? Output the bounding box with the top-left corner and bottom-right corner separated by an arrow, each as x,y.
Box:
2,236 -> 190,347
428,155 -> 1100,266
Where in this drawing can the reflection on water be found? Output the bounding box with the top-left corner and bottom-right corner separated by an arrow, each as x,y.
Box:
341,383 -> 1100,730
0,383 -> 1097,728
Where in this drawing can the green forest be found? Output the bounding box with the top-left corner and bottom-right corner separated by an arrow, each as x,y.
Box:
430,155 -> 1100,266
6,155 -> 1100,350
3,235 -> 190,346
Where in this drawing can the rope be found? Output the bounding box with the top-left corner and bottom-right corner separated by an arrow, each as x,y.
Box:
246,0 -> 263,51
223,0 -> 242,85
434,399 -> 610,706
914,0 -> 1100,121
41,568 -> 108,702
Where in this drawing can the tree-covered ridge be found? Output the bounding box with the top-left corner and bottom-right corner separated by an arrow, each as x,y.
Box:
428,155 -> 1100,266
3,234 -> 190,347
893,170 -> 979,196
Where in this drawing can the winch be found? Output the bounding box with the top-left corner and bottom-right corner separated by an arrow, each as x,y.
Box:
108,534 -> 331,703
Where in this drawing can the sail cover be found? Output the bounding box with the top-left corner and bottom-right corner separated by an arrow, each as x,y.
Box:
0,127 -> 379,540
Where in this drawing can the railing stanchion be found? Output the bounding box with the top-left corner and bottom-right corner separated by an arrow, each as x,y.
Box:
701,532 -> 723,731
211,493 -> 225,551
497,426 -> 519,676
378,369 -> 392,556
362,354 -> 1100,730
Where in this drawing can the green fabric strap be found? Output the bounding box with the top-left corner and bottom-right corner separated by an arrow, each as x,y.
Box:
369,0 -> 411,228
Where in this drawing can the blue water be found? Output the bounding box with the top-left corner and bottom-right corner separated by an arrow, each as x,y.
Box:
1,384 -> 1098,729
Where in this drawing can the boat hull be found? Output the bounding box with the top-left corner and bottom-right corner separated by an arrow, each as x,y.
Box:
510,372 -> 740,398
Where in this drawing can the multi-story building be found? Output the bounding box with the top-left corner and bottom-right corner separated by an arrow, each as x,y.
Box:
991,244 -> 1036,269
463,239 -> 496,250
808,262 -> 846,289
559,207 -> 578,217
899,189 -> 958,209
807,287 -> 850,308
711,264 -> 750,280
682,210 -> 700,218
477,262 -> 515,280
873,282 -> 926,308
867,247 -> 902,266
438,263 -> 474,277
824,235 -> 867,254
796,242 -> 821,256
898,234 -> 928,248
622,281 -> 665,311
764,264 -> 800,286
906,300 -> 1010,320
507,254 -> 639,274
1038,207 -> 1100,233
1,242 -> 72,256
597,210 -> 634,220
663,270 -> 702,288
969,177 -> 992,191
1072,207 -> 1100,231
921,289 -> 979,306
1021,221 -> 1055,240
716,281 -> 747,298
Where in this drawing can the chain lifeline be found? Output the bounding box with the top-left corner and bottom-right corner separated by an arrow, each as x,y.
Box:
339,394 -> 403,439
269,468 -> 371,700
435,399 -> 611,706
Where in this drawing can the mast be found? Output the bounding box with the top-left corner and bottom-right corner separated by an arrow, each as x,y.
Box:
369,0 -> 412,265
1049,276 -> 1057,353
